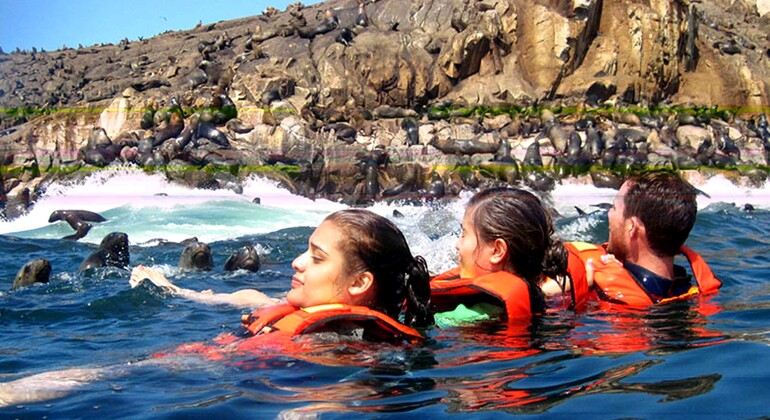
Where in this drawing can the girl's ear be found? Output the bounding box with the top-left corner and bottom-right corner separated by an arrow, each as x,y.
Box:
348,271 -> 374,298
489,238 -> 508,265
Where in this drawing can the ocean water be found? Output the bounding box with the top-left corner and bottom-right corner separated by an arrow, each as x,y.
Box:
1,169 -> 769,418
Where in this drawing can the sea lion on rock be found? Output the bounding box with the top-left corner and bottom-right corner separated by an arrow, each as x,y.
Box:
323,123 -> 357,144
590,171 -> 624,189
196,122 -> 231,148
426,172 -> 445,199
355,0 -> 368,27
494,137 -> 514,163
298,10 -> 339,39
48,210 -> 106,241
335,28 -> 355,46
372,105 -> 418,119
224,245 -> 261,272
545,122 -> 569,152
178,240 -> 213,271
523,139 -> 543,168
430,137 -> 500,155
524,171 -> 555,192
586,123 -> 605,158
225,118 -> 254,134
12,258 -> 51,288
362,158 -> 380,201
401,117 -> 420,146
78,232 -> 130,272
153,111 -> 184,145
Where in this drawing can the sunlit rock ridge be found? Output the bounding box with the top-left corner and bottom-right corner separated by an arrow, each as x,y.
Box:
1,0 -> 769,218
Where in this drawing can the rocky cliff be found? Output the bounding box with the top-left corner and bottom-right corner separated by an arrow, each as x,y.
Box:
1,0 -> 770,218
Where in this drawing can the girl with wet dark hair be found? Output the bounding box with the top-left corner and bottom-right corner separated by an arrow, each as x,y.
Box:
0,209 -> 433,408
131,208 -> 433,335
431,187 -> 569,326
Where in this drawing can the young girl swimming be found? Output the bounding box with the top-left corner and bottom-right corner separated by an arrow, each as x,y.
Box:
431,187 -> 569,326
0,209 -> 433,407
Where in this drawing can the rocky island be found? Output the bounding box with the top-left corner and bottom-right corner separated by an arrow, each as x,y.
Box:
1,0 -> 769,219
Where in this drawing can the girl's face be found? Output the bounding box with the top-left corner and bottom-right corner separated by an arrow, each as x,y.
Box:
456,207 -> 497,279
288,220 -> 355,308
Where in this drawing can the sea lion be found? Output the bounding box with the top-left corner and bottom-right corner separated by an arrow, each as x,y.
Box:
298,10 -> 339,39
523,139 -> 543,168
696,137 -> 715,165
574,116 -> 597,131
210,89 -> 238,124
524,171 -> 555,192
590,171 -> 624,189
12,258 -> 51,288
153,111 -> 184,145
335,28 -> 355,46
178,240 -> 213,271
195,122 -> 231,148
494,137 -> 514,163
429,137 -> 500,155
224,245 -> 261,272
714,39 -> 740,55
615,127 -> 649,144
426,172 -> 445,199
189,71 -> 208,89
363,158 -> 380,200
600,145 -> 620,168
545,122 -> 569,152
81,144 -> 123,167
78,232 -> 130,272
401,117 -> 419,146
355,0 -> 368,27
586,123 -> 605,158
225,118 -> 254,134
49,210 -> 106,241
567,131 -> 582,158
372,105 -> 419,119
88,127 -> 112,149
323,123 -> 357,144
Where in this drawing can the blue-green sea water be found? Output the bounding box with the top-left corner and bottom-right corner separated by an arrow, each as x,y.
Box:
1,169 -> 768,418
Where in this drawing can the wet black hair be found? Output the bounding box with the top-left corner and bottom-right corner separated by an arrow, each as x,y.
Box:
325,209 -> 433,327
467,187 -> 569,313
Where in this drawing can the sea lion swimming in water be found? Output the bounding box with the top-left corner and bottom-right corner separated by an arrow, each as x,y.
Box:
224,245 -> 260,272
12,258 -> 51,288
178,240 -> 213,271
78,232 -> 130,272
49,210 -> 107,241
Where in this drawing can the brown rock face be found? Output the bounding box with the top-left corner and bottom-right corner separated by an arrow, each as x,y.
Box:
0,0 -> 768,215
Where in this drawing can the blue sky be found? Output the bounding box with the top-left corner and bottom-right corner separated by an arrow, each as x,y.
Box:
0,0 -> 319,52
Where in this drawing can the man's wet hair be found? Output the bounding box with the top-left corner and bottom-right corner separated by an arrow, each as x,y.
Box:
623,170 -> 698,257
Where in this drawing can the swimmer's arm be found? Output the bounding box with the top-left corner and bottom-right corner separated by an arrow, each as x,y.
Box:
540,276 -> 570,296
175,288 -> 277,308
540,258 -> 600,297
129,265 -> 278,309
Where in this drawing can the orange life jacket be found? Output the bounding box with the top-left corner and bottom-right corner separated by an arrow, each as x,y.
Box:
564,242 -> 722,307
240,302 -> 424,343
430,267 -> 535,321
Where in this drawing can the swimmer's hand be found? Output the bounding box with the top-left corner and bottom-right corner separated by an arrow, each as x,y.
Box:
585,254 -> 618,288
129,265 -> 180,293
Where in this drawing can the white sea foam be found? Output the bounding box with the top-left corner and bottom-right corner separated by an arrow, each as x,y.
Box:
2,169 -> 768,246
0,169 -> 346,243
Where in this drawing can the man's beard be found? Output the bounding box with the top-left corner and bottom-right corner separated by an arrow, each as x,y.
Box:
607,235 -> 627,261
